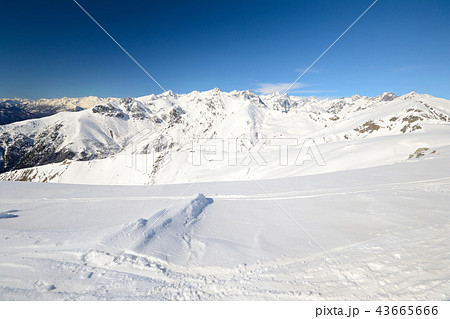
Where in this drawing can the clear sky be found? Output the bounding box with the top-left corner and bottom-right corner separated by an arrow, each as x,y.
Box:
1,0 -> 449,99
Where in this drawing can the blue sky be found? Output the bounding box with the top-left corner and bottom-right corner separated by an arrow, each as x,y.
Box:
1,0 -> 449,99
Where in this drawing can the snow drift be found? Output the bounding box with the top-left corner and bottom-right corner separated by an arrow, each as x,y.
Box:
103,194 -> 214,265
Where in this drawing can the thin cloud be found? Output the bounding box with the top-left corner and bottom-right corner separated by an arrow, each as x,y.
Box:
292,89 -> 339,94
254,82 -> 306,94
393,64 -> 426,72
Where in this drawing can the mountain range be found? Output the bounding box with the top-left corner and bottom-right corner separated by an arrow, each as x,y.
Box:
0,89 -> 449,185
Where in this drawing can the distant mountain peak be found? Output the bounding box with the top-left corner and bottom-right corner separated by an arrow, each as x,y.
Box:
376,92 -> 397,102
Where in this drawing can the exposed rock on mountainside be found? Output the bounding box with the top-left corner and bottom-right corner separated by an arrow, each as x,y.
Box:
92,104 -> 125,118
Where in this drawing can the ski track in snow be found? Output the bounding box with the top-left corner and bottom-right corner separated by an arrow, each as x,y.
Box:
1,176 -> 449,204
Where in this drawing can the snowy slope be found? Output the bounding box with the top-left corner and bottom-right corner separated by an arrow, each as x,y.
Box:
0,155 -> 449,300
1,90 -> 449,184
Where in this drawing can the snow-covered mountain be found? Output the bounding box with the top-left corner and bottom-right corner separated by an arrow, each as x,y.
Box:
0,89 -> 449,184
0,96 -> 119,125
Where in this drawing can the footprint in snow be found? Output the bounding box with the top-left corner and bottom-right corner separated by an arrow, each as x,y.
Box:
80,271 -> 94,279
0,210 -> 19,219
34,281 -> 56,292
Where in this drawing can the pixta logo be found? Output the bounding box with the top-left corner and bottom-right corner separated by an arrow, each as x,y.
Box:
191,137 -> 325,167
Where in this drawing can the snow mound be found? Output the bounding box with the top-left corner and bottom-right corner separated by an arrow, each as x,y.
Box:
103,193 -> 213,264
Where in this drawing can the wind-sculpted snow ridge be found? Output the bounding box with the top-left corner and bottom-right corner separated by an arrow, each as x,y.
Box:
103,194 -> 214,265
0,89 -> 449,184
